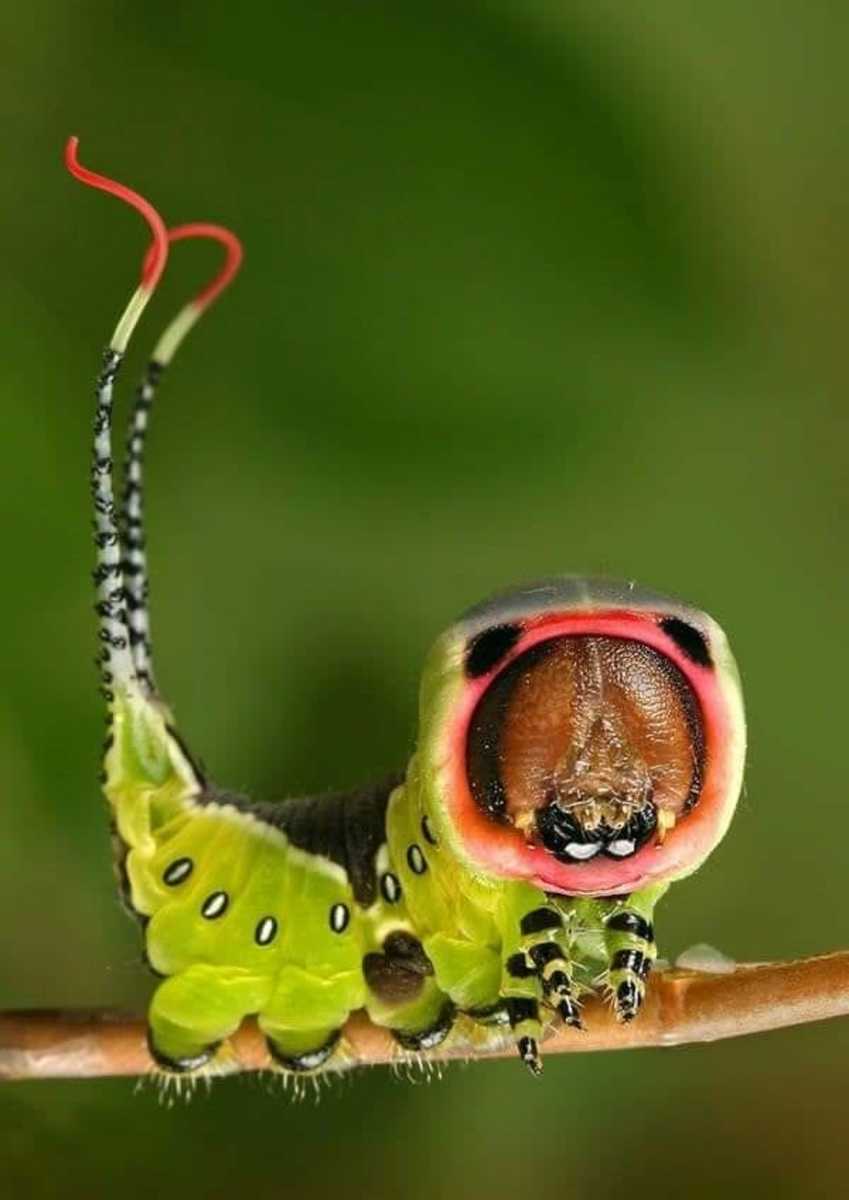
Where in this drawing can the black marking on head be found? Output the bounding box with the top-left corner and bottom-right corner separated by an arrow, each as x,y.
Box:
506,952 -> 536,979
266,1029 -> 340,1073
606,911 -> 654,942
612,948 -> 646,976
421,814 -> 438,846
201,891 -> 229,920
392,1001 -> 456,1052
255,916 -> 278,946
406,844 -> 427,875
329,903 -> 350,934
659,616 -> 712,668
465,623 -> 521,678
380,872 -> 402,904
162,857 -> 194,887
520,907 -> 562,936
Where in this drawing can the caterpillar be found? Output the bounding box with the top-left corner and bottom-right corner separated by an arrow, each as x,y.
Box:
66,139 -> 747,1078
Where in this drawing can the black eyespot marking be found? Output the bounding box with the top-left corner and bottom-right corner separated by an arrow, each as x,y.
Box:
255,916 -> 278,946
330,903 -> 350,933
659,617 -> 712,668
421,814 -> 438,846
465,623 -> 521,678
406,844 -> 427,875
163,857 -> 193,886
520,907 -> 562,936
201,891 -> 229,920
380,873 -> 402,904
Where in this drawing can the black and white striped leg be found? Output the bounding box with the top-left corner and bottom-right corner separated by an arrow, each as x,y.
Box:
505,997 -> 543,1076
604,908 -> 656,1022
529,941 -> 583,1030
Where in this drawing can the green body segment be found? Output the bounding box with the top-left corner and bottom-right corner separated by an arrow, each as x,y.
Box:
107,684 -> 665,1073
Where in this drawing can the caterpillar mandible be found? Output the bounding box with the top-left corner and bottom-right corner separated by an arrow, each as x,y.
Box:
67,139 -> 747,1078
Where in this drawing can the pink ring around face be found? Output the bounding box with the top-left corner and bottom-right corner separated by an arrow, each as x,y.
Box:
441,609 -> 741,896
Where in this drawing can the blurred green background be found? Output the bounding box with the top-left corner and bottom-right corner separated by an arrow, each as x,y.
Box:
1,2 -> 847,1197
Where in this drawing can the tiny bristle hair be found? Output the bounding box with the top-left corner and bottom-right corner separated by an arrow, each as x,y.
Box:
65,136 -> 170,703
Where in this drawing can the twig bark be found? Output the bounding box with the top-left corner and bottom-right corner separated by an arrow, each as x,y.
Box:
2,951 -> 847,1081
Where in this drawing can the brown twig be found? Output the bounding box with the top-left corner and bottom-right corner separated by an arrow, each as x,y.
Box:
2,951 -> 848,1081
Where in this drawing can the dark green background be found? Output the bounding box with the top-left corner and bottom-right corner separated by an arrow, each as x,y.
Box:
1,2 -> 847,1197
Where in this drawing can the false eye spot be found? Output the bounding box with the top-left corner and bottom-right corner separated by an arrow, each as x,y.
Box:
329,903 -> 350,933
162,857 -> 193,886
465,623 -> 521,678
659,616 -> 712,668
254,916 -> 278,946
201,891 -> 229,920
380,872 -> 402,904
406,844 -> 427,875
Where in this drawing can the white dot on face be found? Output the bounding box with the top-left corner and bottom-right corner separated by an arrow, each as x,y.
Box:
566,842 -> 600,861
607,839 -> 636,858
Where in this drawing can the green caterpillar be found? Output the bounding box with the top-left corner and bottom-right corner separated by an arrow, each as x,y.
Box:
67,139 -> 747,1078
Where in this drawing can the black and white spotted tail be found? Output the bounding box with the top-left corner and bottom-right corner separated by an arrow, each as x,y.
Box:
66,138 -> 243,708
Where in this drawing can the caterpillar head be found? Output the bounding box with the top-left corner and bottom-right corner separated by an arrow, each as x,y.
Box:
414,578 -> 745,896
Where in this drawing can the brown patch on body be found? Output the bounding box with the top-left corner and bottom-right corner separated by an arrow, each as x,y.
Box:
363,932 -> 434,1005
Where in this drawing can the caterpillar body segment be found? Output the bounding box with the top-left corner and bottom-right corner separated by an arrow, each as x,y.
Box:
69,142 -> 748,1079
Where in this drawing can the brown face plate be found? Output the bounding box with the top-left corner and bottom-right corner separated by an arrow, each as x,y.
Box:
466,635 -> 704,862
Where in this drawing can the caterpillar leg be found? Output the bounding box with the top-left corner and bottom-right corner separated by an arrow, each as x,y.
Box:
498,885 -> 580,1075
148,964 -> 271,1073
602,884 -> 666,1022
259,965 -> 364,1074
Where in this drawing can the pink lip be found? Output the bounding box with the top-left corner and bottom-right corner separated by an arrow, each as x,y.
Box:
443,610 -> 737,896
